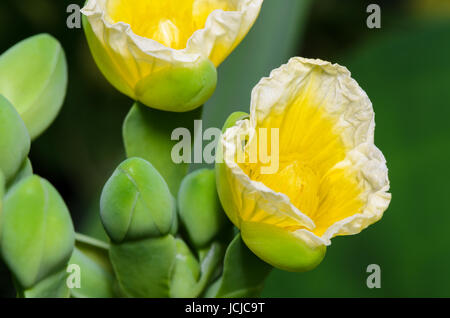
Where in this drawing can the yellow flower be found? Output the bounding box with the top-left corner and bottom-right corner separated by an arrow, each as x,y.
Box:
216,57 -> 391,272
81,0 -> 263,111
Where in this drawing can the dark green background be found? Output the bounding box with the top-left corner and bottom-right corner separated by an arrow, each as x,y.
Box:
1,0 -> 449,297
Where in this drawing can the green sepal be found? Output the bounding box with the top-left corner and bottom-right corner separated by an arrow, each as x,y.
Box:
0,34 -> 68,139
241,221 -> 326,272
178,169 -> 228,248
215,112 -> 249,227
16,269 -> 70,298
220,112 -> 249,134
210,233 -> 272,298
136,59 -> 217,112
0,95 -> 30,182
109,235 -> 177,298
123,103 -> 202,195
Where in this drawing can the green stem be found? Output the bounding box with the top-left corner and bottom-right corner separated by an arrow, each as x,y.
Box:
123,103 -> 203,196
75,232 -> 110,251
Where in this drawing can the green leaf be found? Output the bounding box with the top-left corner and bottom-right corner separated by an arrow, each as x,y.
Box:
214,234 -> 272,298
109,235 -> 177,298
0,34 -> 68,139
123,103 -> 202,195
1,175 -> 75,289
66,233 -> 116,298
195,241 -> 227,297
178,169 -> 228,248
0,95 -> 30,182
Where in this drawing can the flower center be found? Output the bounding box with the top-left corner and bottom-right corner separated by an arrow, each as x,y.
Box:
238,95 -> 365,237
106,0 -> 234,50
247,160 -> 321,221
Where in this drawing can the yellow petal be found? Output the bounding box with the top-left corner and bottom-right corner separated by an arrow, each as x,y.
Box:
219,57 -> 391,247
81,0 -> 262,110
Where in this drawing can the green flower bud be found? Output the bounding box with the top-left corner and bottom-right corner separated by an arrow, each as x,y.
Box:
178,169 -> 228,248
169,238 -> 201,298
100,157 -> 176,243
0,95 -> 30,182
1,175 -> 75,288
0,34 -> 68,139
83,13 -> 217,112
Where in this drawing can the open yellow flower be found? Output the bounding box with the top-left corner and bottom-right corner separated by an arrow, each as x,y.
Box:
216,57 -> 391,272
81,0 -> 263,111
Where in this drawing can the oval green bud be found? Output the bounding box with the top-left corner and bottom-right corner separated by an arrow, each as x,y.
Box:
135,59 -> 217,112
0,34 -> 68,139
241,221 -> 326,272
178,169 -> 228,248
169,238 -> 200,298
0,95 -> 30,182
100,157 -> 176,243
1,175 -> 75,288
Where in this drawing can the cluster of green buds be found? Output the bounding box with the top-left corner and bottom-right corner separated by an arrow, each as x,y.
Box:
0,34 -> 119,298
98,136 -> 271,297
0,34 -> 73,297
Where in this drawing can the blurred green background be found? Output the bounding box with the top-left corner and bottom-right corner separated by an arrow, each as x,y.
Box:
1,0 -> 450,297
